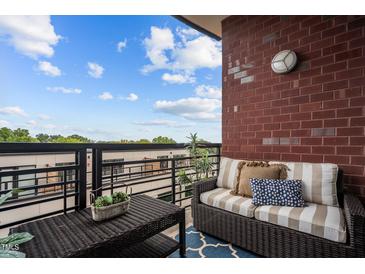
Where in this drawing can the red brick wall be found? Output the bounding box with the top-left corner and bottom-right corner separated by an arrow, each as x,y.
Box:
221,16 -> 365,202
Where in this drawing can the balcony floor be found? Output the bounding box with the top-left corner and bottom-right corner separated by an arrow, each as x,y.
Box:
163,207 -> 193,238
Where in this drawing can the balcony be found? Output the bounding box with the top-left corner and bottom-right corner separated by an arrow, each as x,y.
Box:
0,143 -> 220,235
0,14 -> 364,259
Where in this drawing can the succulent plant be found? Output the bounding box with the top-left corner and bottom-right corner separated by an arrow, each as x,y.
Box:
93,191 -> 129,208
112,192 -> 129,204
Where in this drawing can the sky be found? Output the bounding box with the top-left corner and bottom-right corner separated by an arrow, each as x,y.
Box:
0,16 -> 222,143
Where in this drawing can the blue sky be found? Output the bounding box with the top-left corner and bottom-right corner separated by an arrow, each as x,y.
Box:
0,16 -> 222,142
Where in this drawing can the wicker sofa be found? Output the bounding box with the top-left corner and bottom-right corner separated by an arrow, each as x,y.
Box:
192,160 -> 365,258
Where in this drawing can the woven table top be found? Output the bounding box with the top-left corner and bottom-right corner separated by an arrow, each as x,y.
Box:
11,195 -> 184,257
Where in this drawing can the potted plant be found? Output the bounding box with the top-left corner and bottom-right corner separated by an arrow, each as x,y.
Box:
0,190 -> 34,258
90,187 -> 132,222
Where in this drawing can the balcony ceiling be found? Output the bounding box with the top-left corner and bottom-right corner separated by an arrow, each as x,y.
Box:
175,15 -> 229,40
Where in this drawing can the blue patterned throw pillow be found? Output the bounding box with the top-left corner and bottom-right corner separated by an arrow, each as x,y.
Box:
250,178 -> 305,207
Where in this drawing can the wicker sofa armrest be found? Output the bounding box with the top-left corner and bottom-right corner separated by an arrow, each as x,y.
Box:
192,178 -> 217,205
191,178 -> 217,220
343,193 -> 365,251
193,177 -> 217,197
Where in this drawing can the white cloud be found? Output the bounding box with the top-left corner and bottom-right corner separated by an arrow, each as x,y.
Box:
173,36 -> 221,72
27,120 -> 37,126
87,62 -> 104,78
38,114 -> 51,120
47,86 -> 81,94
126,93 -> 138,101
0,15 -> 61,59
154,97 -> 221,122
117,38 -> 127,52
0,120 -> 10,127
142,26 -> 221,78
37,61 -> 61,77
134,119 -> 194,128
162,72 -> 195,84
195,85 -> 222,99
142,26 -> 174,74
98,92 -> 113,100
0,106 -> 27,117
119,93 -> 139,101
43,124 -> 56,129
134,119 -> 175,126
176,27 -> 200,42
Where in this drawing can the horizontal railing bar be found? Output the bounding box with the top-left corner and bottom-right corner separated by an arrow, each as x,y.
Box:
130,185 -> 172,196
102,167 -> 172,179
175,188 -> 192,195
103,170 -> 171,184
175,196 -> 192,203
0,187 -> 77,205
157,192 -> 172,199
102,153 -> 219,167
0,180 -> 76,195
101,165 -> 218,182
0,207 -> 77,229
0,142 -> 221,153
0,192 -> 77,211
0,165 -> 79,177
174,162 -> 219,170
0,174 -> 74,185
107,175 -> 173,188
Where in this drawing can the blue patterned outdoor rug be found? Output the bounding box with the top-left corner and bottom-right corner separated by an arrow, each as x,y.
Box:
169,226 -> 257,258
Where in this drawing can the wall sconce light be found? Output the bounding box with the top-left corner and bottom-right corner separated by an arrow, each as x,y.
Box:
271,50 -> 297,74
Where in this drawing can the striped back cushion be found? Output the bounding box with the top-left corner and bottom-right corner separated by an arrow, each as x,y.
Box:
269,161 -> 339,207
217,157 -> 244,189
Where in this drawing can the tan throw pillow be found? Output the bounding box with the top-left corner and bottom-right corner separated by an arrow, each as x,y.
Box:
231,161 -> 287,197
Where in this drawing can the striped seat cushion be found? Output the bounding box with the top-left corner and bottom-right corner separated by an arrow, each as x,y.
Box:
217,157 -> 244,189
269,161 -> 339,207
200,188 -> 256,218
255,203 -> 346,243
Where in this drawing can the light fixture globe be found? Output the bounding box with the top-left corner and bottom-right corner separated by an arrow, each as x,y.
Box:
271,50 -> 297,74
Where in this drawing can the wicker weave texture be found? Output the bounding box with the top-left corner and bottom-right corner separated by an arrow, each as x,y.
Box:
192,179 -> 365,258
12,195 -> 185,258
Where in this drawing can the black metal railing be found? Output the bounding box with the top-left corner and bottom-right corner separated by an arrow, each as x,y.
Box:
0,143 -> 221,229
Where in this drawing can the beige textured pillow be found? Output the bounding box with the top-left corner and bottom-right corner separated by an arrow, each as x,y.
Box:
231,162 -> 287,197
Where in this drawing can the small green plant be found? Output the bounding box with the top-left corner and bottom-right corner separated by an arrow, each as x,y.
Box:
196,150 -> 213,179
182,133 -> 214,181
0,190 -> 34,258
112,192 -> 129,204
177,169 -> 192,186
93,191 -> 129,208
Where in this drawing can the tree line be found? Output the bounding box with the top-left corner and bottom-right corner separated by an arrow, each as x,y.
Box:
0,127 -> 177,144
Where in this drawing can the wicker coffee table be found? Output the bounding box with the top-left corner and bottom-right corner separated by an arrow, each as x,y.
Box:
11,195 -> 186,258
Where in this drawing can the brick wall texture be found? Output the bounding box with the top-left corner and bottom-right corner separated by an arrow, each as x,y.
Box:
221,16 -> 365,202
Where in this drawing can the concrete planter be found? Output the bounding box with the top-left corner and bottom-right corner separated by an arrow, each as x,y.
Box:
91,199 -> 130,222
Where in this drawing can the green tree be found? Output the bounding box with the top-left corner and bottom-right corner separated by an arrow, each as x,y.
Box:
67,134 -> 91,143
0,128 -> 37,142
49,135 -> 91,143
134,138 -> 151,144
0,127 -> 13,142
35,133 -> 50,143
152,136 -> 176,144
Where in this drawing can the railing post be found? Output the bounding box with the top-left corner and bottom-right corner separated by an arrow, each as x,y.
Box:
110,165 -> 114,195
63,170 -> 67,214
92,148 -> 103,197
77,148 -> 87,210
171,158 -> 176,204
216,145 -> 221,177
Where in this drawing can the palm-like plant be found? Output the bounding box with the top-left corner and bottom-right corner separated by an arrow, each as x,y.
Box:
0,191 -> 34,258
183,133 -> 214,181
196,151 -> 214,179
